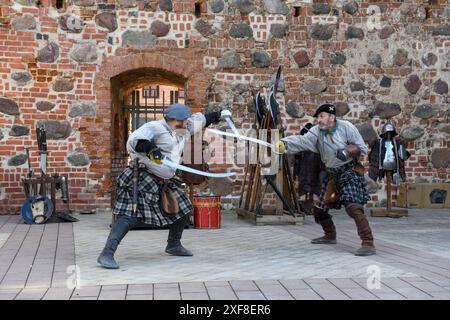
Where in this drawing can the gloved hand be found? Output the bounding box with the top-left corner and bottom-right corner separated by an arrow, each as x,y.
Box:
204,111 -> 221,127
220,109 -> 232,119
148,148 -> 162,164
335,148 -> 349,162
274,141 -> 286,154
336,144 -> 361,161
147,140 -> 163,164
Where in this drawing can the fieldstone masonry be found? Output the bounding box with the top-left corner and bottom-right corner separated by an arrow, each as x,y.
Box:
0,0 -> 449,213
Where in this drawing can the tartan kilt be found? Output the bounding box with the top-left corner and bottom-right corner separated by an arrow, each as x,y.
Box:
318,162 -> 371,210
112,167 -> 193,226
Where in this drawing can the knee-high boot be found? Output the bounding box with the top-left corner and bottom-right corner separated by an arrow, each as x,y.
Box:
97,215 -> 138,269
311,207 -> 337,244
165,215 -> 193,256
345,204 -> 376,256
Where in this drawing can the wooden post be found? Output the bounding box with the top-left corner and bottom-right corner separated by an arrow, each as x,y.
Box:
370,170 -> 408,218
386,171 -> 392,211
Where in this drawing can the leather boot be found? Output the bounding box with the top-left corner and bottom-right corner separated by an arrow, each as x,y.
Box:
97,215 -> 137,269
355,240 -> 376,256
311,207 -> 337,244
165,215 -> 193,256
311,217 -> 337,244
345,204 -> 376,256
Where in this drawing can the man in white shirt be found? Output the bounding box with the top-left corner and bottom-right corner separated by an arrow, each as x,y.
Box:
98,104 -> 228,269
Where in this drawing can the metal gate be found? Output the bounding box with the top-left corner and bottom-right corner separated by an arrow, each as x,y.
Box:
123,87 -> 183,131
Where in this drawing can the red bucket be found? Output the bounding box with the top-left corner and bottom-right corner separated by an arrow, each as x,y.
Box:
192,195 -> 221,229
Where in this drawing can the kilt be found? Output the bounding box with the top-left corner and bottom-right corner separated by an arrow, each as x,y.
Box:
318,162 -> 371,210
112,167 -> 193,226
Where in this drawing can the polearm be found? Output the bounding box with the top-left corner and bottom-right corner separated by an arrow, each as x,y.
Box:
36,125 -> 48,195
24,146 -> 33,178
132,158 -> 139,216
22,147 -> 33,198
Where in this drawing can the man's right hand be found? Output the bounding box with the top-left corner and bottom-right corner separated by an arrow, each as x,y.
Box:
148,147 -> 163,164
146,140 -> 162,164
274,141 -> 286,154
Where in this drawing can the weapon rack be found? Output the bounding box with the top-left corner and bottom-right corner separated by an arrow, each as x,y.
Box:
21,174 -> 71,217
236,91 -> 304,225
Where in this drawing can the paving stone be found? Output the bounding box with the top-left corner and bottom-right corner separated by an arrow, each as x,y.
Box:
204,281 -> 230,287
405,280 -> 448,293
15,288 -> 48,300
394,287 -> 433,299
127,284 -> 153,295
70,296 -> 98,300
229,280 -> 258,291
72,286 -> 101,297
3,210 -> 450,300
98,289 -> 126,300
126,294 -> 153,300
279,279 -> 310,290
327,278 -> 362,289
42,287 -> 73,300
235,290 -> 266,300
207,286 -> 238,300
180,282 -> 207,293
339,288 -> 379,300
181,292 -> 210,300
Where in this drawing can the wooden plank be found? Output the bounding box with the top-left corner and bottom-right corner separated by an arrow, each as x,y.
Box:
236,208 -> 304,225
370,208 -> 408,218
397,183 -> 407,208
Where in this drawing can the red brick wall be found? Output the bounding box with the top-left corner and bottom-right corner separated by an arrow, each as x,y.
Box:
1,0 -> 449,214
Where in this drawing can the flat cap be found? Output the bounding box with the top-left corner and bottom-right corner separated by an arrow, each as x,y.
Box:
164,103 -> 192,120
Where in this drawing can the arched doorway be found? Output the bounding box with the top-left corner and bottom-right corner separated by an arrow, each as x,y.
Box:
110,68 -> 188,202
92,50 -> 209,211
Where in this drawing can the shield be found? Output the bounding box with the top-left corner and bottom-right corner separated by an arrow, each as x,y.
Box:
21,195 -> 54,225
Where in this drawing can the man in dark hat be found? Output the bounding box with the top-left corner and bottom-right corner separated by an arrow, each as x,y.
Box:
97,104 -> 228,269
276,103 -> 376,256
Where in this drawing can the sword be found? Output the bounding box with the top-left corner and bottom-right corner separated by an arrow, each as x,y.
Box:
206,128 -> 284,155
224,116 -> 240,136
36,126 -> 47,175
161,158 -> 236,178
24,147 -> 33,179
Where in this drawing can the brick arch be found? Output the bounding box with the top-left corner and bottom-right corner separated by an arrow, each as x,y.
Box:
89,49 -> 210,209
95,50 -> 209,111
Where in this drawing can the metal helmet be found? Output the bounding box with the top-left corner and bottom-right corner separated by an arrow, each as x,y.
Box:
21,195 -> 53,225
380,123 -> 397,138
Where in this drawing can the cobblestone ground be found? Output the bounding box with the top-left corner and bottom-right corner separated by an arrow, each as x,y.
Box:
1,209 -> 450,300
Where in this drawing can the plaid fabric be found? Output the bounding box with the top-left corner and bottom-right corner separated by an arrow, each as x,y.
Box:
112,167 -> 192,226
318,162 -> 371,210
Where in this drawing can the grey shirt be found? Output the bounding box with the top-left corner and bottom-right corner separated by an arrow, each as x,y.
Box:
127,113 -> 206,179
282,119 -> 368,169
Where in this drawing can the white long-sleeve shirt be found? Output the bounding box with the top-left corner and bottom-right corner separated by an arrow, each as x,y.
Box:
127,113 -> 206,179
282,119 -> 368,169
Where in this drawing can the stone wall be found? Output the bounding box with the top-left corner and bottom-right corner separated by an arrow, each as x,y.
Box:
0,0 -> 449,213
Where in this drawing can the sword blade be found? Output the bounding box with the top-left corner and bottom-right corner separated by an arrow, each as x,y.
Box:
40,154 -> 47,175
162,158 -> 236,178
224,116 -> 240,136
206,128 -> 283,155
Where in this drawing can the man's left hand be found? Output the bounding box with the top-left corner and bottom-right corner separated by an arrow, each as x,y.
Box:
220,109 -> 232,119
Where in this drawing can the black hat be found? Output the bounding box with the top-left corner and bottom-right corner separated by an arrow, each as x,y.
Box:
313,103 -> 336,117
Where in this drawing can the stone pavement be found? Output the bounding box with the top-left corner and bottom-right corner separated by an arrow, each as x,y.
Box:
1,209 -> 450,300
